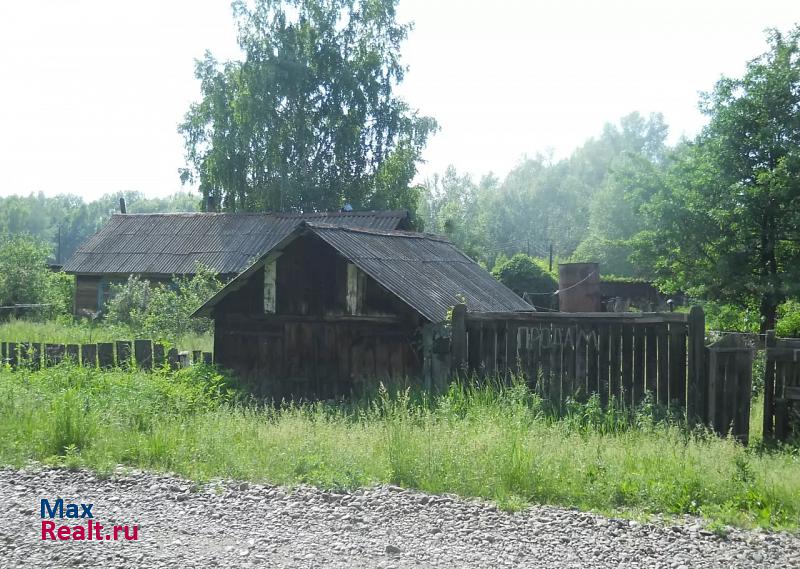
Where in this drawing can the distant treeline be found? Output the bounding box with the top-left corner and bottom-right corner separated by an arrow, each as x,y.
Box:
417,111 -> 665,277
0,191 -> 200,263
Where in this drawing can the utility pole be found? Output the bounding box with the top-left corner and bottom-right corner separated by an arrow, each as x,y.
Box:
548,243 -> 553,272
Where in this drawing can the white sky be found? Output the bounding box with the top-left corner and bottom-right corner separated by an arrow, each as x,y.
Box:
0,0 -> 798,200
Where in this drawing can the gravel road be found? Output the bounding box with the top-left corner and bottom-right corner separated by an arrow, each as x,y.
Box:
0,466 -> 797,568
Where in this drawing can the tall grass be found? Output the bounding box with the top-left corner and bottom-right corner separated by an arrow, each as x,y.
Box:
0,364 -> 797,530
0,317 -> 212,352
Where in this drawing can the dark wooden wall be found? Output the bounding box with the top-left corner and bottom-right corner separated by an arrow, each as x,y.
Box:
213,234 -> 424,398
215,315 -> 420,399
74,275 -> 101,313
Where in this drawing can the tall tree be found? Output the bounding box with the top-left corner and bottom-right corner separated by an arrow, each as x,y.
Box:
633,28 -> 800,331
180,0 -> 437,213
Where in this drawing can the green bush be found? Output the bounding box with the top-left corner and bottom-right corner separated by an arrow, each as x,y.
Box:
0,234 -> 74,319
105,265 -> 221,344
703,301 -> 761,333
492,254 -> 557,309
776,300 -> 800,338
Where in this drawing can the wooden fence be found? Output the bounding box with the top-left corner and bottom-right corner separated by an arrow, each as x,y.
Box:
764,330 -> 800,442
0,340 -> 212,371
451,305 -> 754,440
706,334 -> 753,444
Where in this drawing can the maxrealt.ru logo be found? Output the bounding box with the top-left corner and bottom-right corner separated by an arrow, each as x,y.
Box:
40,499 -> 138,541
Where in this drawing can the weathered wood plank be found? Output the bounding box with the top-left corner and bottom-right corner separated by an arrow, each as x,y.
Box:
656,325 -> 669,406
644,326 -> 657,398
153,343 -> 165,368
65,344 -> 80,363
598,325 -> 610,407
632,325 -> 645,406
734,347 -> 753,444
167,347 -> 180,370
451,304 -> 467,376
98,343 -> 114,369
687,306 -> 706,423
609,324 -> 622,403
669,325 -> 687,410
621,325 -> 633,408
466,311 -> 689,323
45,344 -> 65,367
82,344 -> 97,368
763,330 -> 776,440
116,341 -> 132,368
7,342 -> 16,369
134,339 -> 153,370
30,343 -> 42,370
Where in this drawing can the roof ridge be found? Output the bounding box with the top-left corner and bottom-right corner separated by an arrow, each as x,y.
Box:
111,209 -> 408,218
305,222 -> 451,242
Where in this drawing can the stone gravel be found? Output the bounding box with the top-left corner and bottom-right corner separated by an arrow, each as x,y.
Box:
0,466 -> 798,568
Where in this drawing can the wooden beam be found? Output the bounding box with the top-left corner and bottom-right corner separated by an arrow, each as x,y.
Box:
465,311 -> 689,323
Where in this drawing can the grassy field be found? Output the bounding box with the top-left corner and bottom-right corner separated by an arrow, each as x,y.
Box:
0,364 -> 798,532
0,318 -> 213,352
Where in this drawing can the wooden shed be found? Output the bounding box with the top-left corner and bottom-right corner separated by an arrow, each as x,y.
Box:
193,222 -> 532,398
62,210 -> 410,314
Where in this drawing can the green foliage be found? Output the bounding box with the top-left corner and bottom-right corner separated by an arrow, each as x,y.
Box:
703,301 -> 762,333
492,254 -> 557,308
776,300 -> 800,338
180,0 -> 437,212
632,28 -> 800,330
105,266 -> 222,344
0,235 -> 74,318
0,366 -> 798,530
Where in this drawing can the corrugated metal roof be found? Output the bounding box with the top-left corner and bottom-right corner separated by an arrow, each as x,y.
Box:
194,223 -> 532,322
63,210 -> 409,276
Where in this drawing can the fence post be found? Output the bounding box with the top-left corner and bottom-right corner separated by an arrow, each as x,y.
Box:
153,343 -> 166,368
763,330 -> 776,441
82,344 -> 97,368
65,344 -> 80,364
450,303 -> 467,377
687,306 -> 706,423
45,344 -> 65,367
30,343 -> 42,370
116,341 -> 132,368
167,348 -> 179,370
97,343 -> 114,369
8,342 -> 16,369
134,339 -> 153,371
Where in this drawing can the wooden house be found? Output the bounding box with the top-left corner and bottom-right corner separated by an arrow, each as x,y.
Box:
193,222 -> 532,398
62,210 -> 410,314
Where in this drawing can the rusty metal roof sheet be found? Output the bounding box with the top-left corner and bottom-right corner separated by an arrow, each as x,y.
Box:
194,223 -> 532,322
63,210 -> 410,276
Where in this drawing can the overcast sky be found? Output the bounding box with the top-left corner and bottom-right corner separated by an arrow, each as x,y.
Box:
1,0 -> 798,201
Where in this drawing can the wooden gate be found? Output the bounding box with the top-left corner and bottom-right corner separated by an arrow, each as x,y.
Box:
764,330 -> 800,442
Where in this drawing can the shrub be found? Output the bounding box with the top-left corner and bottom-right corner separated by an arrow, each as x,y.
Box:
703,301 -> 761,333
0,234 -> 74,319
492,254 -> 558,309
105,265 -> 222,344
776,300 -> 800,338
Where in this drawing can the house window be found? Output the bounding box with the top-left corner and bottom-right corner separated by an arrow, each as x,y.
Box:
263,259 -> 276,313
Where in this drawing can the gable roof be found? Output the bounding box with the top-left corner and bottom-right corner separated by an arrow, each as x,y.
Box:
63,210 -> 409,276
193,222 -> 533,322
